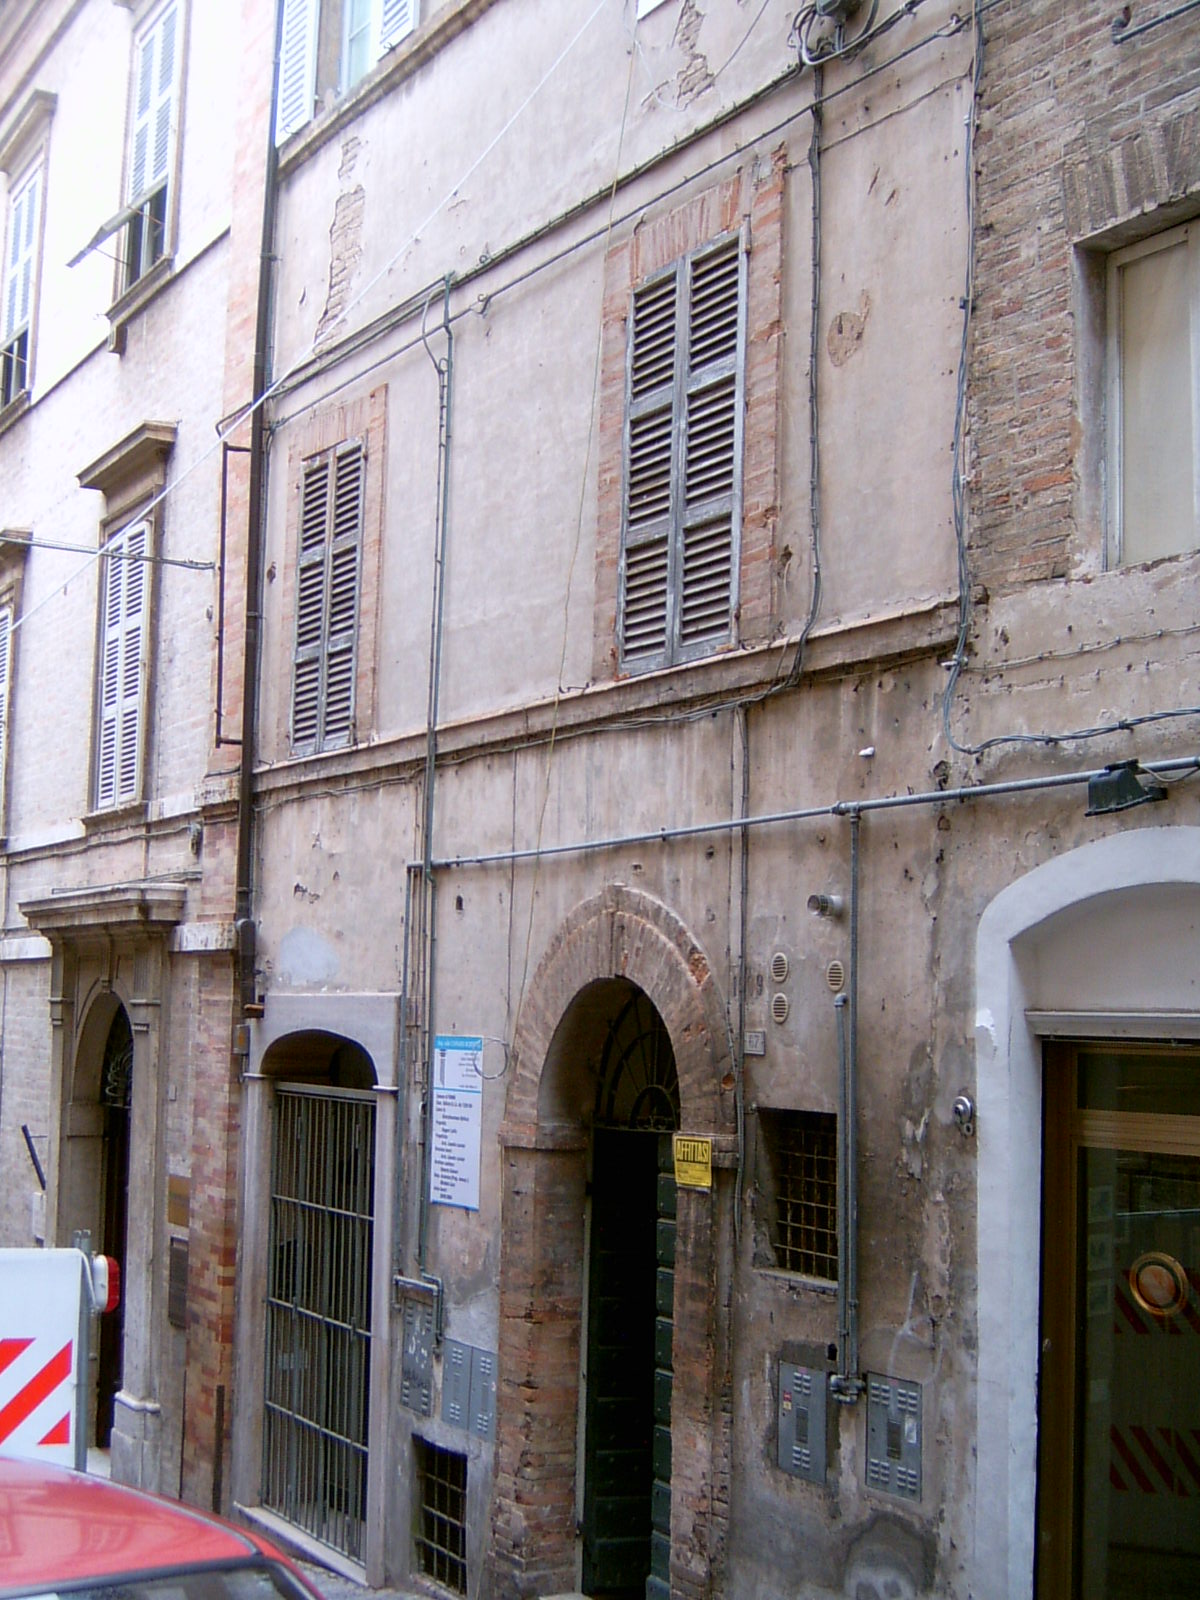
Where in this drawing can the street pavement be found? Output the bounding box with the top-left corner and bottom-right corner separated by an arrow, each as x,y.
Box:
295,1558 -> 428,1600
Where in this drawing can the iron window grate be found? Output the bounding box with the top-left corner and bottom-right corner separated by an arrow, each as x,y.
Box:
414,1437 -> 468,1595
763,1109 -> 837,1280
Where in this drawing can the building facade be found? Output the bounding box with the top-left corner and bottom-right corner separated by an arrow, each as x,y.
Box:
0,0 -> 271,1509
2,2 -> 1198,1599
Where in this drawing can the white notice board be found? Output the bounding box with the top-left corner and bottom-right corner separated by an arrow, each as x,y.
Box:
429,1035 -> 483,1210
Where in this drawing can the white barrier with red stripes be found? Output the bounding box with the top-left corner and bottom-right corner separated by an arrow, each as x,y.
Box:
0,1248 -> 115,1470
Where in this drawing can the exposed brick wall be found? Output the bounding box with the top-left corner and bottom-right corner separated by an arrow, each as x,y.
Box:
970,2 -> 1200,590
592,148 -> 787,680
180,954 -> 239,1510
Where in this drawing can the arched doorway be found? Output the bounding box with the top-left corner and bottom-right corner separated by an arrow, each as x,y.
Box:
259,1033 -> 376,1563
492,885 -> 736,1600
96,1006 -> 133,1447
583,986 -> 679,1599
973,825 -> 1200,1600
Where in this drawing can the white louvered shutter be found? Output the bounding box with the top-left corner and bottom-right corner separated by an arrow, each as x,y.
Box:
129,3 -> 178,203
379,0 -> 416,53
4,169 -> 39,342
619,234 -> 743,670
276,0 -> 318,144
96,523 -> 148,809
291,443 -> 363,752
0,604 -> 11,809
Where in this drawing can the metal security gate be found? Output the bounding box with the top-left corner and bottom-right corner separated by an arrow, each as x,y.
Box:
262,1084 -> 374,1561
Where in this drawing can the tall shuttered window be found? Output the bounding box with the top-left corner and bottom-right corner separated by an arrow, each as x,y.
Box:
95,522 -> 148,810
0,603 -> 12,819
276,0 -> 416,142
291,441 -> 364,754
620,234 -> 746,672
123,1 -> 179,291
2,166 -> 40,407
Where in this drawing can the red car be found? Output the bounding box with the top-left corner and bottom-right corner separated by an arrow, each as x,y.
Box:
0,1454 -> 324,1600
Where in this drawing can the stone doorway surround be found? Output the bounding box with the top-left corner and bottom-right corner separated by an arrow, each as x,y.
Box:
20,880 -> 186,1491
490,885 -> 738,1600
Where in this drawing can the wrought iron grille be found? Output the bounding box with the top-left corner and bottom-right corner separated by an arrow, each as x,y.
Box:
414,1437 -> 468,1594
762,1109 -> 837,1280
262,1084 -> 375,1560
594,989 -> 680,1131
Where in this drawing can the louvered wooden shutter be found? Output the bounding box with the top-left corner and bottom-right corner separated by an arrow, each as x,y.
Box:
679,240 -> 740,650
379,0 -> 416,53
129,3 -> 177,203
4,170 -> 39,341
96,523 -> 148,809
291,442 -> 364,753
276,0 -> 318,144
0,604 -> 11,807
620,235 -> 743,670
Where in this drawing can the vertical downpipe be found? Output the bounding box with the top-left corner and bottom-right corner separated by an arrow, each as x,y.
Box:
832,809 -> 863,1402
413,282 -> 454,1326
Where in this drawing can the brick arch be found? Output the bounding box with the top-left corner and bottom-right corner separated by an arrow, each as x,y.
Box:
490,886 -> 735,1600
502,882 -> 736,1141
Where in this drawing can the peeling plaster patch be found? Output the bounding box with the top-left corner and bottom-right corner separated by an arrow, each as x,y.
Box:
974,1007 -> 996,1046
674,0 -> 714,105
827,292 -> 871,366
316,139 -> 366,345
276,926 -> 340,985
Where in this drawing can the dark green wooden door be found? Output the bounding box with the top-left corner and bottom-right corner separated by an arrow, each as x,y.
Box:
583,1128 -> 657,1596
648,1134 -> 675,1600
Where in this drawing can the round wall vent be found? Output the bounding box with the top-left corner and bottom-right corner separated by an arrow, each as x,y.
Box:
771,992 -> 790,1024
826,959 -> 846,993
770,951 -> 790,984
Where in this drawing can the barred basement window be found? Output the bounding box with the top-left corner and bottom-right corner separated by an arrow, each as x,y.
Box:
619,232 -> 746,672
414,1437 -> 467,1595
291,439 -> 364,754
760,1108 -> 837,1281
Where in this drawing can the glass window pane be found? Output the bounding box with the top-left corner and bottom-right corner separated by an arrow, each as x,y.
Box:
1076,1145 -> 1200,1598
1077,1049 -> 1200,1116
1119,236 -> 1195,563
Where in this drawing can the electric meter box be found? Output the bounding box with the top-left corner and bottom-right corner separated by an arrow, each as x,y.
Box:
777,1360 -> 827,1484
865,1374 -> 922,1500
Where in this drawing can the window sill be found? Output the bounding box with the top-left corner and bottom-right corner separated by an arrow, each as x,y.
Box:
0,388 -> 30,437
106,254 -> 175,352
83,800 -> 149,833
754,1265 -> 838,1296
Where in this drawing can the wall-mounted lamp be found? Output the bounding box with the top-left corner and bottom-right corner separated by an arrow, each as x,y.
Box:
1085,760 -> 1166,817
807,892 -> 845,919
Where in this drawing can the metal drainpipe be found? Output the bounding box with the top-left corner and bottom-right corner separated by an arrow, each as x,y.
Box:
411,280 -> 454,1327
234,2 -> 284,1014
831,808 -> 864,1403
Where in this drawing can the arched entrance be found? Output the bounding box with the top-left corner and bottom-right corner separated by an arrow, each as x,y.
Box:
491,885 -> 736,1600
973,825 -> 1200,1600
259,1032 -> 376,1563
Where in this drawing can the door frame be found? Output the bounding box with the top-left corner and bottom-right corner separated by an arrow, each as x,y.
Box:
1037,1039 -> 1200,1596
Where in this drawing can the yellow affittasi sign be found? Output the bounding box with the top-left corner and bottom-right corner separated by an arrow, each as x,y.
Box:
673,1133 -> 713,1190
